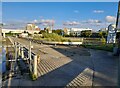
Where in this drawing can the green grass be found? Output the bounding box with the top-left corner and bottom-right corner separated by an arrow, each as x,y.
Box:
29,72 -> 38,81
33,33 -> 84,42
63,37 -> 83,42
34,33 -> 63,42
81,44 -> 113,52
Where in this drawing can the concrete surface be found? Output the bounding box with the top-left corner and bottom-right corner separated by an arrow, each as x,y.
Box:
2,37 -> 118,87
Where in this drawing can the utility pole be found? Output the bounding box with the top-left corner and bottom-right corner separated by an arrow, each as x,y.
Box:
116,1 -> 120,88
116,1 -> 120,50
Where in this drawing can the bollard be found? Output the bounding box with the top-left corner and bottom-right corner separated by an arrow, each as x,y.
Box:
18,44 -> 21,56
37,55 -> 40,64
55,44 -> 56,46
3,33 -> 5,38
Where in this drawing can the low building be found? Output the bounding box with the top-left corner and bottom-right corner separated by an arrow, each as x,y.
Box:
2,28 -> 40,35
64,28 -> 92,36
44,26 -> 52,33
99,28 -> 108,32
19,33 -> 28,38
26,23 -> 40,31
2,29 -> 25,34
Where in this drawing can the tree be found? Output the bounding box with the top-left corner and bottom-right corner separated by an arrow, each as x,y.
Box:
8,31 -> 12,34
52,30 -> 57,34
69,33 -> 74,37
102,31 -> 108,38
81,30 -> 92,37
98,31 -> 103,38
85,31 -> 92,37
91,32 -> 99,38
44,27 -> 50,33
34,32 -> 37,34
98,31 -> 108,38
56,29 -> 63,35
39,30 -> 46,34
52,29 -> 63,35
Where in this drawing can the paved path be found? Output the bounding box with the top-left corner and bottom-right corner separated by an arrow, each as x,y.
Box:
90,49 -> 118,86
2,37 -> 118,87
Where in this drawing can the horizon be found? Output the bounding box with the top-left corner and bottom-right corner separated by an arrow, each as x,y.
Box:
2,2 -> 118,31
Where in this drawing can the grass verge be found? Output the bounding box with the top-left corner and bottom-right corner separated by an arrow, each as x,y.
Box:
29,72 -> 38,81
81,44 -> 113,52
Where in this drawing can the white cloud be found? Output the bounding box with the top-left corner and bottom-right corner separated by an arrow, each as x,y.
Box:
93,10 -> 104,13
42,23 -> 48,26
105,16 -> 116,23
80,19 -> 106,28
33,19 -> 38,23
83,19 -> 102,23
74,10 -> 79,13
40,19 -> 55,24
63,21 -> 80,26
30,19 -> 55,26
88,19 -> 101,23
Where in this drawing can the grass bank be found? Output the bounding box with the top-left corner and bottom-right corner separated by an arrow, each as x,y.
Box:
33,33 -> 83,42
81,44 -> 113,52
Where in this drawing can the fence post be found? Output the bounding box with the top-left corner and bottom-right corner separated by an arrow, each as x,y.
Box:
18,44 -> 21,56
33,55 -> 37,76
29,41 -> 32,72
14,42 -> 18,71
21,47 -> 24,59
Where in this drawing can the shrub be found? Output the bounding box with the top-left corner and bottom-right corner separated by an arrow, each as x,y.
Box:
30,73 -> 37,81
33,33 -> 83,42
42,33 -> 64,42
68,39 -> 71,42
101,38 -> 106,45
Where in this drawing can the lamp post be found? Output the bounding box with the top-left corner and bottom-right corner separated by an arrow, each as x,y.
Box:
116,1 -> 120,88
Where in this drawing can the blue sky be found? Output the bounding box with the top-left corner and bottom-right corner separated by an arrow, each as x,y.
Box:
2,0 -> 119,2
2,2 -> 118,31
0,2 -> 2,23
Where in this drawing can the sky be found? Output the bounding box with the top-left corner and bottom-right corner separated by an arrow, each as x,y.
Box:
2,0 -> 119,2
2,2 -> 118,31
0,2 -> 2,23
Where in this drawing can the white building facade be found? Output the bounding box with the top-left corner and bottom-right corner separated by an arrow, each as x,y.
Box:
65,28 -> 92,36
26,23 -> 39,30
2,29 -> 40,34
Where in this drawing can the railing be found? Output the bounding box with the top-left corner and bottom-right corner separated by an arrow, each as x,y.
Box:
15,42 -> 38,77
21,37 -> 83,46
